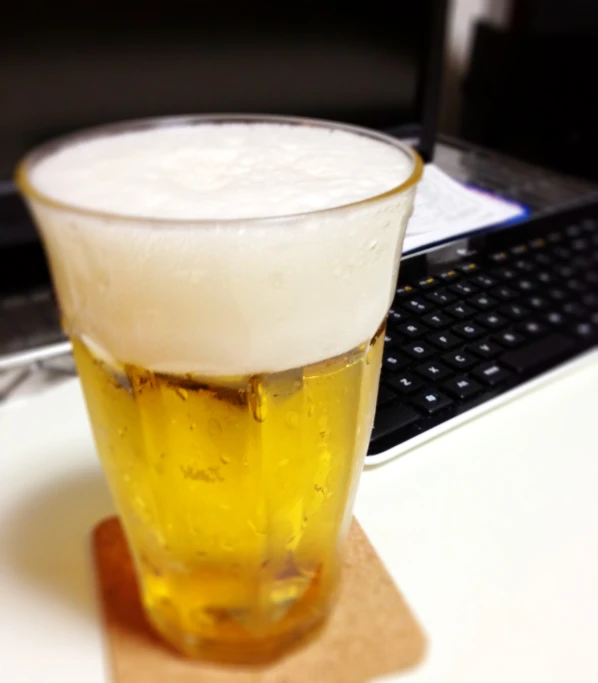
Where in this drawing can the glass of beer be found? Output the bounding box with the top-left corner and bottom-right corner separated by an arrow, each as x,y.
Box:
16,115 -> 422,662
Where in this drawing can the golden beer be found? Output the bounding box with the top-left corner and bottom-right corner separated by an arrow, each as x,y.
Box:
71,323 -> 384,658
17,115 -> 421,661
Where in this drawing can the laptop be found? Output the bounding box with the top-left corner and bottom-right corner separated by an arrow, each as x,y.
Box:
1,0 -> 597,465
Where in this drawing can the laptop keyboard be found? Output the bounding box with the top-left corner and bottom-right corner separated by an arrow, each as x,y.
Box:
1,193 -> 597,457
369,198 -> 598,459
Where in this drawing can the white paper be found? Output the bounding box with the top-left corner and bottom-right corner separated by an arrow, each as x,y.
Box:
404,164 -> 526,254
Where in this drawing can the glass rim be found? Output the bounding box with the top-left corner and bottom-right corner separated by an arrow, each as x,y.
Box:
15,113 -> 423,227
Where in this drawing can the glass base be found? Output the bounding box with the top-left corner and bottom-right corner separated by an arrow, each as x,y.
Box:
147,609 -> 328,664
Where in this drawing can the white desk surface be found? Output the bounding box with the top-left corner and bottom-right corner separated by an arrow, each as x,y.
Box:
1,353 -> 597,683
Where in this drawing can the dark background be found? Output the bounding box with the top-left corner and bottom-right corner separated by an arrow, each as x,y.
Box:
2,1 -> 598,182
461,0 -> 598,182
0,1 -> 436,180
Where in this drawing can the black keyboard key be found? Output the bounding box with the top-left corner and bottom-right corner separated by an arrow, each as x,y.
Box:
404,298 -> 431,314
443,350 -> 477,370
517,320 -> 547,336
426,330 -> 461,350
426,289 -> 457,306
477,312 -> 507,329
495,330 -> 525,347
472,362 -> 511,386
547,231 -> 563,243
545,311 -> 566,326
516,279 -> 537,293
443,375 -> 482,400
548,288 -> 569,302
573,322 -> 595,339
386,372 -> 422,395
388,308 -> 409,325
468,338 -> 503,358
534,252 -> 553,266
383,353 -> 409,371
511,244 -> 528,255
450,281 -> 478,297
491,285 -> 518,301
501,333 -> 576,374
415,361 -> 452,381
458,263 -> 478,275
571,237 -> 589,252
377,385 -> 397,406
416,277 -> 439,290
554,246 -> 572,260
371,401 -> 421,441
452,322 -> 485,339
403,341 -> 435,360
567,278 -> 588,293
469,293 -> 498,310
555,264 -> 576,279
536,272 -> 553,285
500,303 -> 530,320
566,224 -> 582,238
438,269 -> 460,283
412,390 -> 453,415
492,267 -> 518,281
526,296 -> 549,311
384,331 -> 403,347
489,251 -> 509,263
514,259 -> 536,273
583,293 -> 598,308
574,256 -> 593,270
395,285 -> 415,298
398,321 -> 429,338
529,237 -> 547,249
472,274 -> 497,288
446,302 -> 476,319
422,311 -> 452,328
562,301 -> 586,317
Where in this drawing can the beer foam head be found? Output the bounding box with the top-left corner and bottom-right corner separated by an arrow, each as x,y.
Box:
22,119 -> 419,375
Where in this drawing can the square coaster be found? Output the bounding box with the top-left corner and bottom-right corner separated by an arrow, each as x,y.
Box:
93,517 -> 425,682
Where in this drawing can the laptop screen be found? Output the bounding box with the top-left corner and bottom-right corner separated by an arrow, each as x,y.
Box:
0,1 -> 443,181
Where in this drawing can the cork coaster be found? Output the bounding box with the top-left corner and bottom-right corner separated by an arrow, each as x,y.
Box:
92,517 -> 426,683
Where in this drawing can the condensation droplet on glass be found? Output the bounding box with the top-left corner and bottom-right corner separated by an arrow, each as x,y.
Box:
248,377 -> 267,422
208,418 -> 222,439
248,519 -> 266,537
175,387 -> 188,401
219,453 -> 230,465
285,411 -> 299,429
219,537 -> 234,552
368,239 -> 378,251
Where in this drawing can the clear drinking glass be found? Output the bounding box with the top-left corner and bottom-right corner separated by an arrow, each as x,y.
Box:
16,115 -> 422,662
